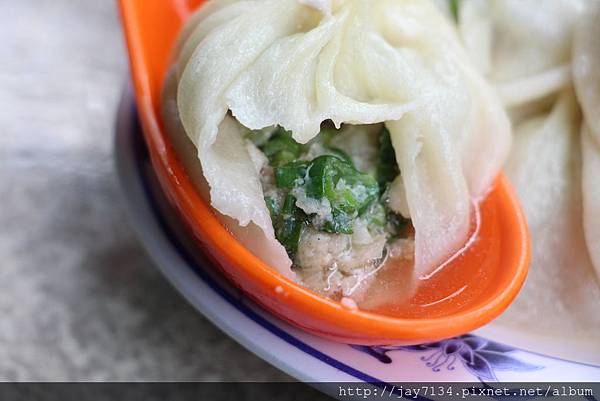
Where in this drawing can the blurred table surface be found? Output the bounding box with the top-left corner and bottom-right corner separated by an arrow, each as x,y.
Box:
0,0 -> 292,381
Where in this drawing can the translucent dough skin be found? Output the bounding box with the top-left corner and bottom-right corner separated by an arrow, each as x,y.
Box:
573,2 -> 600,145
459,0 -> 587,84
457,0 -> 600,343
177,1 -> 307,277
162,70 -> 295,279
574,2 -> 600,280
458,0 -> 587,113
582,127 -> 600,284
502,93 -> 600,340
171,0 -> 510,278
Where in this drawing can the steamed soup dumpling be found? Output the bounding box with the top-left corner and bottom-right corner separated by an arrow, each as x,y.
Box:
170,0 -> 510,285
581,126 -> 600,280
458,0 -> 600,283
455,0 -> 600,351
574,1 -> 600,280
502,92 -> 600,337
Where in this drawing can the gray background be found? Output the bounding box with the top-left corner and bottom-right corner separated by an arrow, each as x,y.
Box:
0,0 -> 291,381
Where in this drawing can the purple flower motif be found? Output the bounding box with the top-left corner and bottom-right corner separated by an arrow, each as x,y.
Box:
351,334 -> 542,382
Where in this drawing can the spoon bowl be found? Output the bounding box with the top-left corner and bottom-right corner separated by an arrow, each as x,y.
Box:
118,0 -> 530,345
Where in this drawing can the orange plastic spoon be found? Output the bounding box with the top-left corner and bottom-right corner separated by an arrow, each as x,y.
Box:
118,0 -> 530,345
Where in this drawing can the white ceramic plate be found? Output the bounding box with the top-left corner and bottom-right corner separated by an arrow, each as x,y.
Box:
114,89 -> 600,390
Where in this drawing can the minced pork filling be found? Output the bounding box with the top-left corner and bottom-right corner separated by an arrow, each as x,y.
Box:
243,121 -> 414,298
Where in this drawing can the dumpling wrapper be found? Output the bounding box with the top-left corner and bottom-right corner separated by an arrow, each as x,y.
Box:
173,0 -> 510,278
162,70 -> 295,277
501,92 -> 600,339
458,0 -> 586,109
573,3 -> 600,145
455,0 -> 600,349
581,126 -> 600,283
573,1 -> 600,281
175,1 -> 316,278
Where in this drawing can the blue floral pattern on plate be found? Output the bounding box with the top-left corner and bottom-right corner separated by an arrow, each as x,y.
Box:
352,334 -> 542,382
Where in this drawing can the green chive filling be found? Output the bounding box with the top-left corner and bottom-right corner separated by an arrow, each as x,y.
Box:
249,123 -> 410,260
